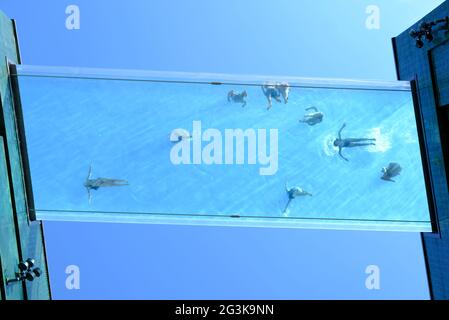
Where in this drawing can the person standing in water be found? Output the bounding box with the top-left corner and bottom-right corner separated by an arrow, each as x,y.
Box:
261,82 -> 290,110
276,82 -> 290,104
261,83 -> 282,109
333,123 -> 376,161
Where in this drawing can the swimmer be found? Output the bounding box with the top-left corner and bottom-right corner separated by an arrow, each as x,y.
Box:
333,123 -> 376,161
84,165 -> 129,203
170,129 -> 192,143
227,90 -> 248,107
299,106 -> 324,126
283,183 -> 312,214
276,82 -> 290,104
381,162 -> 402,182
262,83 -> 282,110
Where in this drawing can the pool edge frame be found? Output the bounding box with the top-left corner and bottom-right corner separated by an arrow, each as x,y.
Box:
411,79 -> 439,234
8,62 -> 36,222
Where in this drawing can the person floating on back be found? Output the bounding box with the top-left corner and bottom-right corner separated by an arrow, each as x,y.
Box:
84,165 -> 129,203
381,162 -> 402,182
227,90 -> 248,107
299,106 -> 324,126
283,183 -> 312,214
333,123 -> 376,161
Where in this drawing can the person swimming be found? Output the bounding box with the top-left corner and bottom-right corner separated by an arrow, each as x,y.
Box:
227,90 -> 248,107
381,162 -> 402,182
283,183 -> 312,214
299,106 -> 324,126
170,129 -> 192,143
84,165 -> 129,203
333,123 -> 376,161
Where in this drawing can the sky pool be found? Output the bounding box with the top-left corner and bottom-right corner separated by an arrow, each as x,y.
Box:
13,65 -> 432,231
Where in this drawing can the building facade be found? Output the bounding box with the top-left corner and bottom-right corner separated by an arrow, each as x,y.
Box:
393,1 -> 449,300
0,10 -> 51,300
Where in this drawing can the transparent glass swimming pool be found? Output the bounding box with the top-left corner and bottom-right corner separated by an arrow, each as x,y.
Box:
13,65 -> 432,231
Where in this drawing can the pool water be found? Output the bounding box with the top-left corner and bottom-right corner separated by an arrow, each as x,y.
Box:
14,66 -> 432,231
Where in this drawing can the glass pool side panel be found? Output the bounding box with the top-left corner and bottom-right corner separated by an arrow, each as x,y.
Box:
12,65 -> 432,232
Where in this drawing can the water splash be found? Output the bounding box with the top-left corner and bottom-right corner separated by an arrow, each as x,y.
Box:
322,134 -> 338,157
366,127 -> 391,153
403,129 -> 418,144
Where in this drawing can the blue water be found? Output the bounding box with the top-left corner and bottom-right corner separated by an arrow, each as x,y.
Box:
16,69 -> 431,231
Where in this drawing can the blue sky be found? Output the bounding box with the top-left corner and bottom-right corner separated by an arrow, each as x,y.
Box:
0,0 -> 445,299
